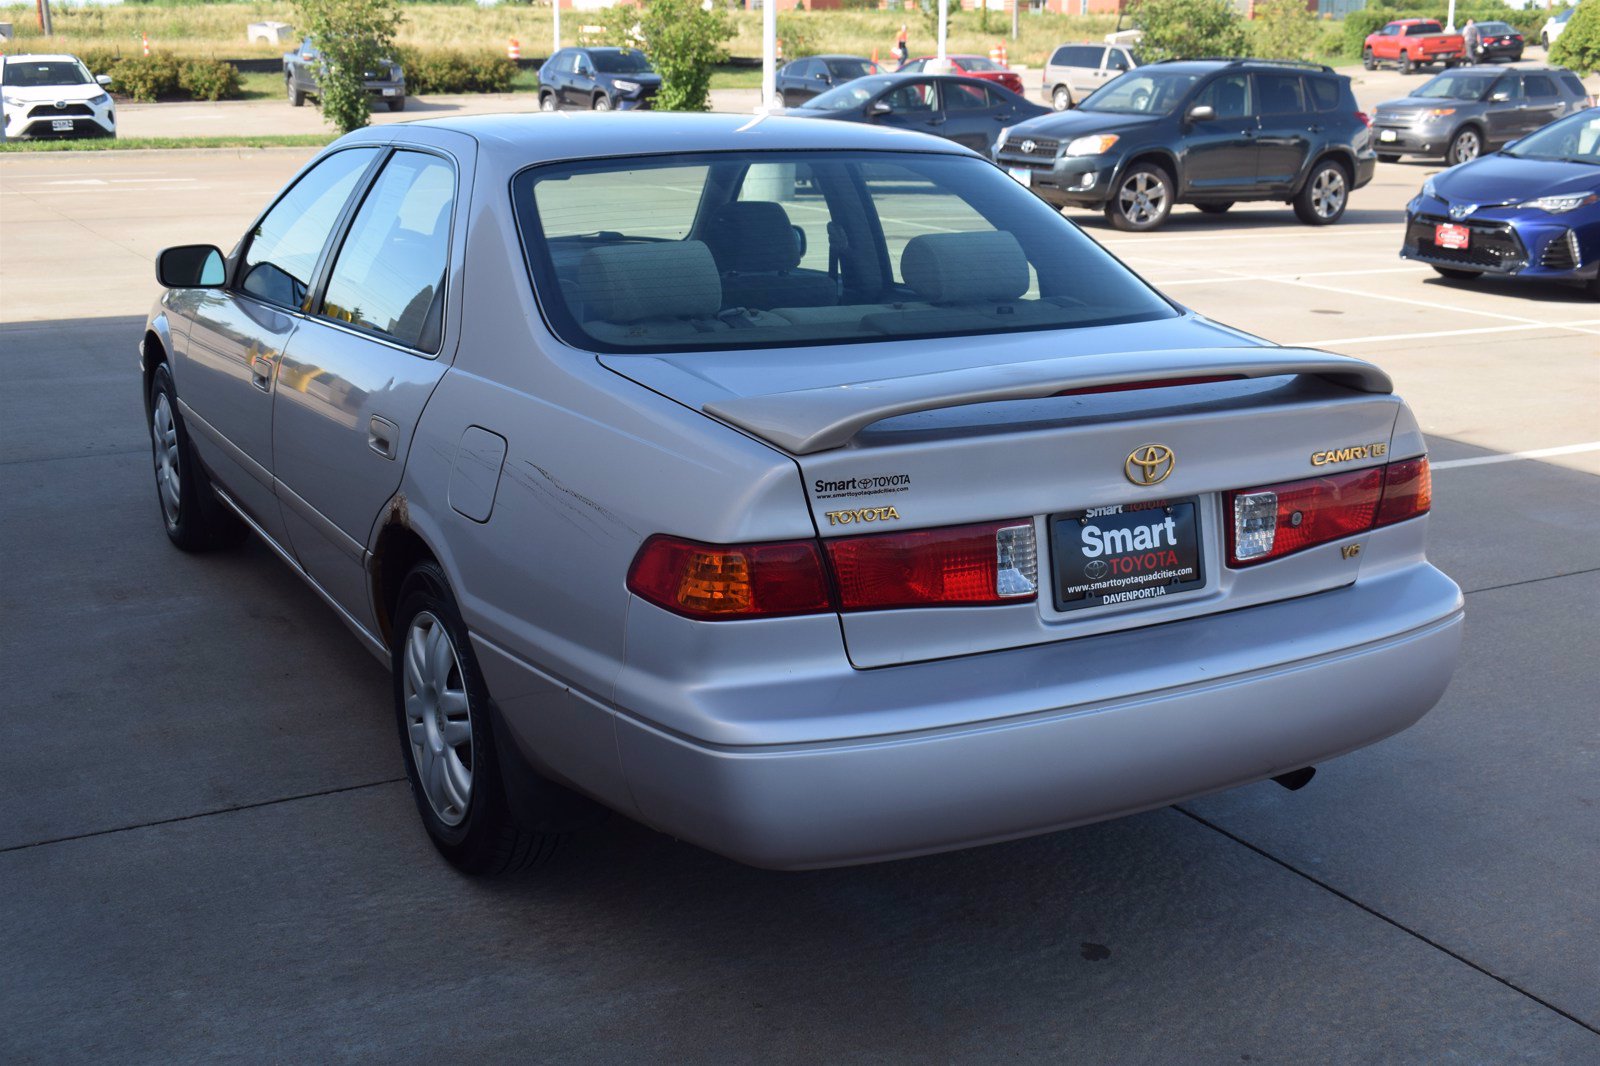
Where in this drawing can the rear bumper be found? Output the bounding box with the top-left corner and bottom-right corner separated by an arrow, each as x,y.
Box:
612,561 -> 1463,869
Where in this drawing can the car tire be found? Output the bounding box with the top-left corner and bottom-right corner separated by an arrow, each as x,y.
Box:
393,561 -> 563,876
539,91 -> 556,112
1105,163 -> 1174,232
1541,34 -> 1549,49
1196,202 -> 1233,215
1447,127 -> 1482,166
147,362 -> 244,552
592,93 -> 612,111
1377,153 -> 1402,164
386,97 -> 406,112
1052,85 -> 1072,111
286,76 -> 306,107
1293,159 -> 1350,226
1401,52 -> 1416,75
1432,266 -> 1481,281
1362,48 -> 1376,71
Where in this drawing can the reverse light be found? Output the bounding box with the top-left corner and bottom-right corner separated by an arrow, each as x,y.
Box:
826,520 -> 1038,611
1226,457 -> 1431,567
1065,133 -> 1119,156
1518,192 -> 1598,214
627,535 -> 831,620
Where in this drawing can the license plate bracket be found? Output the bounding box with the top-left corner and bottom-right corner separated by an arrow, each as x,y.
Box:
51,118 -> 74,132
1008,166 -> 1032,188
1049,497 -> 1205,612
1434,222 -> 1470,250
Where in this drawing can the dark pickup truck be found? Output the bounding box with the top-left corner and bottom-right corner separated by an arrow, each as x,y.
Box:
284,36 -> 407,111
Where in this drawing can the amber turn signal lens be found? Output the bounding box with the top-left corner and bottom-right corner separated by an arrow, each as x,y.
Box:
627,535 -> 832,620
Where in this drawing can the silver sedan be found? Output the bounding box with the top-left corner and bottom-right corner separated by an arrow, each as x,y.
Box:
141,113 -> 1463,873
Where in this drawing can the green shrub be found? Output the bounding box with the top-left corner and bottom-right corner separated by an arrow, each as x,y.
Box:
1128,0 -> 1249,62
1550,1 -> 1600,73
1251,0 -> 1320,61
77,47 -> 128,80
110,52 -> 183,101
397,47 -> 516,93
777,14 -> 819,60
292,0 -> 404,133
178,57 -> 242,101
598,0 -> 734,111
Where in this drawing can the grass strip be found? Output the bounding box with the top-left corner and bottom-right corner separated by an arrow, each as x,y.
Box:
0,133 -> 334,153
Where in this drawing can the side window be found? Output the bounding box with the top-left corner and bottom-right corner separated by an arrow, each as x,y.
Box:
1524,74 -> 1557,98
945,82 -> 989,111
1255,73 -> 1306,116
899,59 -> 927,73
1050,46 -> 1072,66
320,151 -> 455,352
1492,74 -> 1522,101
1194,74 -> 1252,119
883,80 -> 937,112
1561,72 -> 1588,98
241,148 -> 377,310
1106,49 -> 1131,71
1307,76 -> 1341,112
786,58 -> 810,78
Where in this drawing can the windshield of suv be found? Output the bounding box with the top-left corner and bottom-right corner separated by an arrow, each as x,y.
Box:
1079,71 -> 1200,115
1503,110 -> 1600,164
801,75 -> 894,110
591,50 -> 653,74
2,59 -> 90,88
1414,73 -> 1494,100
513,150 -> 1176,354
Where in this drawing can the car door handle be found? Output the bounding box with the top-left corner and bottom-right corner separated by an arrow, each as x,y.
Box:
368,416 -> 398,461
250,354 -> 274,392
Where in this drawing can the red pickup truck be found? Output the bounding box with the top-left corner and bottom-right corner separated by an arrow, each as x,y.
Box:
1363,19 -> 1466,76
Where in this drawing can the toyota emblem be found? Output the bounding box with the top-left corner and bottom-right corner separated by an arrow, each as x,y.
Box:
1020,139 -> 1037,154
1125,444 -> 1176,486
1448,203 -> 1477,221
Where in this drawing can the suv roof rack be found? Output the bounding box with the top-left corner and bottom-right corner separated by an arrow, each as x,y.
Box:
1154,57 -> 1336,74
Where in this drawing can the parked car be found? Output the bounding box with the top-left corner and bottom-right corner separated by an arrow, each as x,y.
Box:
1401,107 -> 1600,295
774,54 -> 879,107
898,54 -> 1025,96
788,73 -> 1047,157
1466,20 -> 1525,63
284,36 -> 406,112
1541,7 -> 1575,50
0,53 -> 115,140
141,112 -> 1461,874
537,47 -> 660,111
1042,40 -> 1139,111
1363,19 -> 1467,75
1373,68 -> 1590,166
996,59 -> 1376,231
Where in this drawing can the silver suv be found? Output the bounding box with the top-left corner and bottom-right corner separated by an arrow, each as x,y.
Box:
1372,67 -> 1590,166
1042,41 -> 1138,111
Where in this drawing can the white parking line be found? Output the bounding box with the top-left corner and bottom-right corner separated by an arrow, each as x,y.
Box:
1157,266 -> 1427,287
1291,321 -> 1600,347
1433,442 -> 1600,470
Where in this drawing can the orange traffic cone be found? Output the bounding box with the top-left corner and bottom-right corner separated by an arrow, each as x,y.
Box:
508,38 -> 521,61
141,33 -> 151,57
871,46 -> 879,70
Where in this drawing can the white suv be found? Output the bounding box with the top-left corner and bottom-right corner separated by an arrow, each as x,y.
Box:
1540,7 -> 1574,51
1,54 -> 116,141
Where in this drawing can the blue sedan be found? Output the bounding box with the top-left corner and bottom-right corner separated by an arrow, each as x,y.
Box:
1401,108 -> 1600,297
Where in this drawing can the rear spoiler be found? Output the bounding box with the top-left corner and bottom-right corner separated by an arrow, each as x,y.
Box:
703,347 -> 1392,455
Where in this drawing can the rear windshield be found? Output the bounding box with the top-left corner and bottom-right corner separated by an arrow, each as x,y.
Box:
590,50 -> 653,74
958,56 -> 1004,72
1406,22 -> 1443,35
1477,22 -> 1513,34
512,150 -> 1176,354
2,59 -> 90,87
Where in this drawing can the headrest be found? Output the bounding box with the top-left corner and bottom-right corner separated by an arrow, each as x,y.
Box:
578,240 -> 722,323
901,231 -> 1030,305
701,201 -> 802,273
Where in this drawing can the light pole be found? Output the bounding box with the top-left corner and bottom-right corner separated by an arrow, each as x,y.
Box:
762,0 -> 777,111
937,0 -> 948,62
553,0 -> 560,57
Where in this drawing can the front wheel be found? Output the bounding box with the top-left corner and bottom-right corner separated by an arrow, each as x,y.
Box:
286,76 -> 306,107
1105,163 -> 1173,232
1362,48 -> 1376,71
1401,52 -> 1416,75
1052,85 -> 1072,111
539,91 -> 556,112
393,562 -> 562,875
592,93 -> 612,111
1447,127 -> 1482,166
147,362 -> 243,552
1293,160 -> 1350,225
1432,266 -> 1481,281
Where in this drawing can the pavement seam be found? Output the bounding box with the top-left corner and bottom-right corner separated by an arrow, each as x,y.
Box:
1463,565 -> 1600,597
1174,806 -> 1600,1038
0,777 -> 405,856
0,447 -> 145,468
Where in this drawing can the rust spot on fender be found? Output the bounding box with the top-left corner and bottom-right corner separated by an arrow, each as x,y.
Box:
384,491 -> 411,529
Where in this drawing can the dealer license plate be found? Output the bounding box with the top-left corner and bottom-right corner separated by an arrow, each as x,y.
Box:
52,119 -> 74,132
1434,223 -> 1470,250
1049,498 -> 1204,612
1008,167 -> 1032,188
1379,128 -> 1398,142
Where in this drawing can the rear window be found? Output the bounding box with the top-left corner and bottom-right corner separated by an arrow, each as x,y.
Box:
1560,72 -> 1587,97
1523,74 -> 1557,98
959,56 -> 1004,72
1406,22 -> 1443,35
512,151 -> 1176,354
1307,76 -> 1341,112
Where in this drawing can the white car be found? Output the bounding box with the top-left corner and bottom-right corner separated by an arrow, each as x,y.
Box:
1541,7 -> 1575,50
1,54 -> 116,141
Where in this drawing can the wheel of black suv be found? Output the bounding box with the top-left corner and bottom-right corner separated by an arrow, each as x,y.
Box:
1105,163 -> 1173,232
393,561 -> 562,876
1377,153 -> 1401,164
1293,160 -> 1350,225
1052,85 -> 1072,110
539,91 -> 556,111
286,76 -> 306,107
387,97 -> 406,112
592,93 -> 612,111
1362,48 -> 1376,71
1196,202 -> 1233,215
1432,266 -> 1481,281
147,362 -> 243,552
1447,127 -> 1482,166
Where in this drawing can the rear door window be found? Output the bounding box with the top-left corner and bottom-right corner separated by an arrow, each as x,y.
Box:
1523,74 -> 1557,98
320,151 -> 456,352
1255,73 -> 1307,116
945,82 -> 990,111
239,148 -> 378,310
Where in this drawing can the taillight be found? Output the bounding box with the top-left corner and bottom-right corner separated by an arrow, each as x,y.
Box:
1226,456 -> 1430,567
1356,110 -> 1372,127
627,535 -> 831,620
825,520 -> 1037,611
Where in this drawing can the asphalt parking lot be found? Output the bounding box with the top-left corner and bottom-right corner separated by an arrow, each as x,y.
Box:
3,117 -> 1598,1061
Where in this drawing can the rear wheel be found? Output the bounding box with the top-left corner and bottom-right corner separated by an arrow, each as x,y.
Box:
1432,266 -> 1481,281
1196,202 -> 1233,215
1447,127 -> 1482,166
286,76 -> 306,107
1105,163 -> 1173,232
592,92 -> 612,111
1052,85 -> 1072,111
1293,159 -> 1350,225
539,91 -> 556,112
147,362 -> 244,552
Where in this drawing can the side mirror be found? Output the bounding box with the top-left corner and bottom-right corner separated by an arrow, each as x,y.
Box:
1501,137 -> 1520,151
157,245 -> 226,289
816,72 -> 831,82
95,74 -> 113,86
869,100 -> 893,116
1187,104 -> 1216,122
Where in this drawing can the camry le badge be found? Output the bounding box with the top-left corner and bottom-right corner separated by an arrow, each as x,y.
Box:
1125,444 -> 1176,486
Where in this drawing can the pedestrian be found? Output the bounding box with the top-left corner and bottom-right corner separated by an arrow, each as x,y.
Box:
1463,18 -> 1480,65
894,24 -> 909,69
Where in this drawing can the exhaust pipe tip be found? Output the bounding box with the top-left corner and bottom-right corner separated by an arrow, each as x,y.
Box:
1272,766 -> 1316,791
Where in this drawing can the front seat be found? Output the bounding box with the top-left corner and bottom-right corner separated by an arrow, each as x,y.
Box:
699,201 -> 837,311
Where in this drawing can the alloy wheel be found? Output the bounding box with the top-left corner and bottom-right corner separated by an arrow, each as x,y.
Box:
151,392 -> 181,526
403,610 -> 474,827
1117,171 -> 1167,227
1450,129 -> 1481,165
1310,167 -> 1347,220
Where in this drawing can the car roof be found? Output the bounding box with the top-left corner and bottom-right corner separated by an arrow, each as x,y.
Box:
811,54 -> 874,61
370,111 -> 976,160
578,47 -> 641,55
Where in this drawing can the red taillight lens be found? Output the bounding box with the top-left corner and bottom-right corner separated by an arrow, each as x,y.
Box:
1376,456 -> 1431,527
626,535 -> 831,620
1356,110 -> 1372,128
1226,457 -> 1430,567
825,520 -> 1037,611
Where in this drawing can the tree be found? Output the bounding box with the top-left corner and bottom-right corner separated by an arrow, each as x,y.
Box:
1251,0 -> 1319,62
292,0 -> 404,134
1128,0 -> 1249,63
1550,3 -> 1600,75
603,0 -> 733,112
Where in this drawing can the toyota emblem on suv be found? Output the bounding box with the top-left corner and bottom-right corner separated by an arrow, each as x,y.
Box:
1020,139 -> 1037,154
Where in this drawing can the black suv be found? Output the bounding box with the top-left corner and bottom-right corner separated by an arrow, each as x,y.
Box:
996,59 -> 1376,231
537,47 -> 661,111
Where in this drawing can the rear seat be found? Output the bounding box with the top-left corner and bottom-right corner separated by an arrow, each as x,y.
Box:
700,201 -> 837,311
863,230 -> 1063,333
